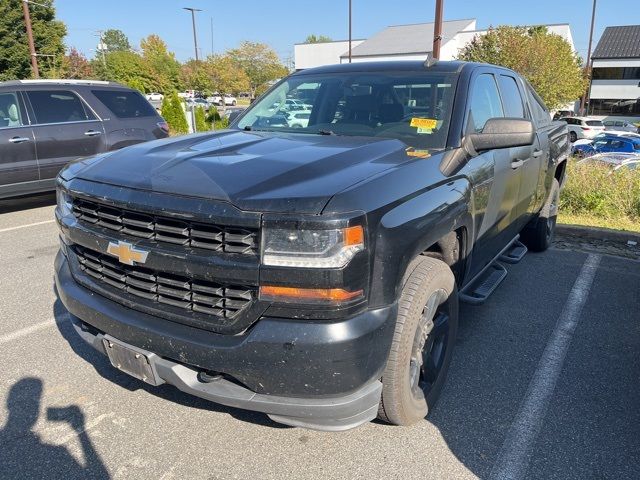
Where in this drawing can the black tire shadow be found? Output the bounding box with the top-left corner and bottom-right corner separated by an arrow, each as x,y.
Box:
53,296 -> 288,430
0,192 -> 56,214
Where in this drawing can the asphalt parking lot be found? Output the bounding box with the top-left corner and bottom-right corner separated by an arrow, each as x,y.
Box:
0,194 -> 638,480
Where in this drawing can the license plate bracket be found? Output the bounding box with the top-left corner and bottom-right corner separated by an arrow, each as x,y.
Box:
102,337 -> 160,386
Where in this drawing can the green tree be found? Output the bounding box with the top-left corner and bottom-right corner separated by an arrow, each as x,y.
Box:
180,59 -> 213,92
102,29 -> 131,52
304,34 -> 332,43
457,26 -> 587,109
140,34 -> 181,93
92,50 -> 155,92
160,91 -> 188,135
0,0 -> 66,80
227,42 -> 288,98
206,54 -> 250,94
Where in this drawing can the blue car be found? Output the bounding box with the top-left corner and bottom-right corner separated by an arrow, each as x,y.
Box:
572,133 -> 640,157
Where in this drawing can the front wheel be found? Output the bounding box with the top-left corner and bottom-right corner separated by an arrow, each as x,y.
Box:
378,256 -> 458,426
569,131 -> 577,143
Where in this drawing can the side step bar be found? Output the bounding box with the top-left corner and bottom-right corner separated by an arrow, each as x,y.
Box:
459,263 -> 508,305
460,235 -> 525,305
500,240 -> 528,264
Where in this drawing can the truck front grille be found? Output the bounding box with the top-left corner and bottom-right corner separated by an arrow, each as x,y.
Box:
72,198 -> 258,255
74,246 -> 254,318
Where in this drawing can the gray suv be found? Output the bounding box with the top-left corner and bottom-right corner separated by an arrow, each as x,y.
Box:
0,79 -> 169,199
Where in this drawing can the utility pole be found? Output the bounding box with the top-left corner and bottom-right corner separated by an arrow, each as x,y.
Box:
21,0 -> 39,78
183,7 -> 202,61
348,0 -> 352,63
432,0 -> 444,60
95,30 -> 107,69
580,0 -> 597,115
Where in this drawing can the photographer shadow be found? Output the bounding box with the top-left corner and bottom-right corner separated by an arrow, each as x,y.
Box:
0,377 -> 110,479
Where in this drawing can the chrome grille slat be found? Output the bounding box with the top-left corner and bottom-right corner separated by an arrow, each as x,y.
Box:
75,246 -> 254,319
72,198 -> 258,255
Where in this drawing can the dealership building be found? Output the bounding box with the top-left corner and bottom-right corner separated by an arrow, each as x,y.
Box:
588,25 -> 640,119
294,19 -> 575,69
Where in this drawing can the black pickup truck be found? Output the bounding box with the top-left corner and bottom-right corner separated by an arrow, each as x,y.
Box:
54,61 -> 569,431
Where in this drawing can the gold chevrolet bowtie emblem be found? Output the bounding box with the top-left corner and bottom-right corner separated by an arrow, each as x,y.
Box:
106,241 -> 149,266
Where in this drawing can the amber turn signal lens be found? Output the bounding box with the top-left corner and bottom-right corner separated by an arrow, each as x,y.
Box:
259,286 -> 364,303
343,225 -> 364,247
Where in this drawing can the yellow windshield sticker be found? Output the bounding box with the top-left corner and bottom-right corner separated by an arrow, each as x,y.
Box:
405,147 -> 431,158
410,118 -> 438,129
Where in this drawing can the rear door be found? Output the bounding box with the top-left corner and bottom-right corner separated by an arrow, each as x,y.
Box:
0,91 -> 38,193
25,89 -> 106,181
498,74 -> 542,228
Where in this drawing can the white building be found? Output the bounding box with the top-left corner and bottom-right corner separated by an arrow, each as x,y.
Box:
588,25 -> 640,120
294,19 -> 576,69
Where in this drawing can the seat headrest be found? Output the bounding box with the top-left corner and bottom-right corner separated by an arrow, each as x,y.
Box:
8,104 -> 19,122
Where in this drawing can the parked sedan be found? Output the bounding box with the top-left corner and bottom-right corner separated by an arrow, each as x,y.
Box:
186,98 -> 212,111
287,110 -> 311,128
577,152 -> 640,172
572,133 -> 640,157
561,116 -> 605,142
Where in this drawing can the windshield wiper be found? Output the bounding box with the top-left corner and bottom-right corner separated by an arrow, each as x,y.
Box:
317,129 -> 336,136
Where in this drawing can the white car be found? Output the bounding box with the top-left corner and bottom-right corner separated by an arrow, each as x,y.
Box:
603,119 -> 638,133
210,95 -> 237,106
287,111 -> 311,128
560,116 -> 605,142
145,92 -> 164,101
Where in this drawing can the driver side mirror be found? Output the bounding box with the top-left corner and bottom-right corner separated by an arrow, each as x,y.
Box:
469,118 -> 535,152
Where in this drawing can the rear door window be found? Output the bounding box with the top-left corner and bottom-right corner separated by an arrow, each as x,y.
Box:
525,84 -> 551,128
468,74 -> 504,132
0,92 -> 25,128
498,75 -> 525,118
92,89 -> 157,118
586,120 -> 604,127
26,90 -> 95,124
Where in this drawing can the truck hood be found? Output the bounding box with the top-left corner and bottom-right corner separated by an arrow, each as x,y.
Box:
72,130 -> 418,214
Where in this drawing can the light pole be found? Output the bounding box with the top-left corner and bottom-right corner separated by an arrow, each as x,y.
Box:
348,0 -> 352,63
432,0 -> 444,60
183,7 -> 202,61
580,0 -> 597,115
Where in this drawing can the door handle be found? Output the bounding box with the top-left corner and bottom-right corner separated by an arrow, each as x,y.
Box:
8,136 -> 30,144
511,159 -> 525,169
532,149 -> 544,158
84,130 -> 101,137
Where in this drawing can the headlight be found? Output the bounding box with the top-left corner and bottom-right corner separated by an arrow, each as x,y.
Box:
262,225 -> 364,268
56,189 -> 73,217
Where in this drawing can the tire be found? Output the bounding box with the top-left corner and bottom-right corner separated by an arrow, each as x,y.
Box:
569,131 -> 577,143
520,178 -> 560,252
232,100 -> 237,106
378,256 -> 458,426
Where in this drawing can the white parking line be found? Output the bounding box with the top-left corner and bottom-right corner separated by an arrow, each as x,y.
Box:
0,219 -> 55,233
0,318 -> 62,345
489,253 -> 601,480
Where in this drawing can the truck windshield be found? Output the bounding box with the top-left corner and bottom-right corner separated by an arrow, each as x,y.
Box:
235,71 -> 458,150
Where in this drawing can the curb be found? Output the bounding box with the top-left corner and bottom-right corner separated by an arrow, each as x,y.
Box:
556,224 -> 640,244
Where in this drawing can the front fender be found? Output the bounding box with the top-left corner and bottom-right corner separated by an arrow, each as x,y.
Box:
370,177 -> 473,307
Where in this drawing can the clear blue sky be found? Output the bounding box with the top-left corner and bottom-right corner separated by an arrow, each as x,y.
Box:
56,0 -> 640,63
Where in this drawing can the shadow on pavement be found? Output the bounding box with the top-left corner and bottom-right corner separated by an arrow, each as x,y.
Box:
0,377 -> 110,479
0,192 -> 56,214
53,297 -> 288,430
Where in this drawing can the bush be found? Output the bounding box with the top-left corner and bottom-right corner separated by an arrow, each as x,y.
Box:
560,159 -> 640,220
205,110 -> 230,130
160,91 -> 188,135
194,106 -> 209,132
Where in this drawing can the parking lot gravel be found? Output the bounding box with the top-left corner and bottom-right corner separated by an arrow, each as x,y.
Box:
0,194 -> 638,479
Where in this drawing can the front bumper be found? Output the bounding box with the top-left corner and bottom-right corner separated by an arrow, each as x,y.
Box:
55,251 -> 396,431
